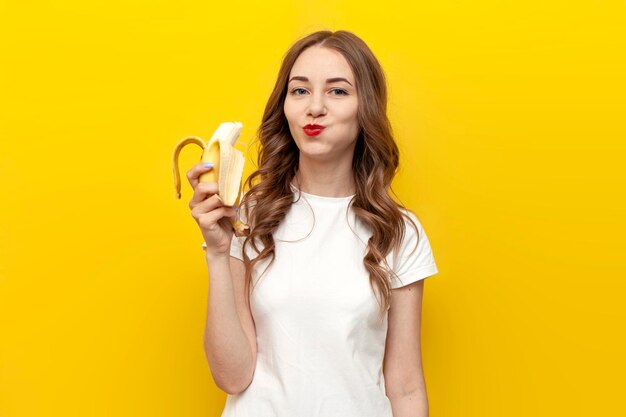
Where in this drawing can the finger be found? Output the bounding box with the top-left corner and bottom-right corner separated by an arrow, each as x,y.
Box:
186,162 -> 215,189
190,193 -> 229,218
188,181 -> 219,209
196,206 -> 237,230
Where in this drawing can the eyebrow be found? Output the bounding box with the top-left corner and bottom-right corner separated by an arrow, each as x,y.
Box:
288,76 -> 353,86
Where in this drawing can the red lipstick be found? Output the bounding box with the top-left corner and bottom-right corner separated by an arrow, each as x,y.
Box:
303,124 -> 325,136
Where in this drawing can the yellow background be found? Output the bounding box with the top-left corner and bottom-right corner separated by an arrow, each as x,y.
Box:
1,1 -> 625,416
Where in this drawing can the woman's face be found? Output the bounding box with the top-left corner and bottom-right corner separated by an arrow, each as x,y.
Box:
283,45 -> 359,163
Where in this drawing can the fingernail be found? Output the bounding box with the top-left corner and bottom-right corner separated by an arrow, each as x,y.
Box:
203,162 -> 214,168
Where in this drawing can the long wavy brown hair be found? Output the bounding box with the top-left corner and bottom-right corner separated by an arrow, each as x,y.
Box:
239,30 -> 420,322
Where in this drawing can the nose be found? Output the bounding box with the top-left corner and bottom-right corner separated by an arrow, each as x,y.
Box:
306,92 -> 327,118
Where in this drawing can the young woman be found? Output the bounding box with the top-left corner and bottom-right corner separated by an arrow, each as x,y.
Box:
187,30 -> 439,417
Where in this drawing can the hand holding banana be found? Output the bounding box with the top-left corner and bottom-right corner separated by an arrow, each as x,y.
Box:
185,166 -> 239,258
172,122 -> 250,248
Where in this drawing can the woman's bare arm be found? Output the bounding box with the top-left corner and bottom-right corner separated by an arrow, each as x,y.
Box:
203,253 -> 257,395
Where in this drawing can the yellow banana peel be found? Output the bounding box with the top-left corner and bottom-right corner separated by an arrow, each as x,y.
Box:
172,122 -> 249,237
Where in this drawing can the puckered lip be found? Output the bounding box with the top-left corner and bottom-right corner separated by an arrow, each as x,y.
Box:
303,124 -> 325,129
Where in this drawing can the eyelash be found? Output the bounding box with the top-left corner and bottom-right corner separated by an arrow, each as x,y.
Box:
290,88 -> 348,96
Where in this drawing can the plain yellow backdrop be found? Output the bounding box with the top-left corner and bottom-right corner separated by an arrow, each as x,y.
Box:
1,1 -> 625,416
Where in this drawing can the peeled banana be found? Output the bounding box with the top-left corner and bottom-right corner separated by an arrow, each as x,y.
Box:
172,122 -> 249,237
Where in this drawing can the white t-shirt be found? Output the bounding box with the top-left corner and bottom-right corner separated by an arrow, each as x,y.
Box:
220,186 -> 439,417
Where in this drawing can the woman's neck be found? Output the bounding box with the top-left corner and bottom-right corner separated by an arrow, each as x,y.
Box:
292,155 -> 356,198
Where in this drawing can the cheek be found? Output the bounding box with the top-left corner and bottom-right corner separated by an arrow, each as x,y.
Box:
336,102 -> 359,127
283,100 -> 292,120
283,99 -> 300,124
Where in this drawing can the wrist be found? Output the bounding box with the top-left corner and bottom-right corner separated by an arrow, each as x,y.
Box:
204,250 -> 231,265
201,241 -> 231,263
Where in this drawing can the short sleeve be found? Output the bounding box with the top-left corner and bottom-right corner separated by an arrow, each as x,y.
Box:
388,211 -> 439,289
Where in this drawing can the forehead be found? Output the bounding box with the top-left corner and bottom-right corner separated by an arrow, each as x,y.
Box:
289,46 -> 354,82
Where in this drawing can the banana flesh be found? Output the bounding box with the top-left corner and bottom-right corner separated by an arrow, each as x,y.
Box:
172,122 -> 249,237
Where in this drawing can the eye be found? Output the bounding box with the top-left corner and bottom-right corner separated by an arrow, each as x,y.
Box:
331,88 -> 348,96
290,88 -> 307,95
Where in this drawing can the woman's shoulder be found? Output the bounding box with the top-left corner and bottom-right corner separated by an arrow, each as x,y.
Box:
387,206 -> 439,285
398,207 -> 425,234
378,206 -> 427,260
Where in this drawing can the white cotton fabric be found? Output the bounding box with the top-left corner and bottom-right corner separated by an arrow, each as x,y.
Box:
219,185 -> 439,417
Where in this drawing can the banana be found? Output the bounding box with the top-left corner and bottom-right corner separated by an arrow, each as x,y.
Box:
172,122 -> 250,237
